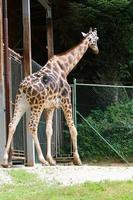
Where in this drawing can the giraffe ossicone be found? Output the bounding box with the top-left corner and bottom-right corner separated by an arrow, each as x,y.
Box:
2,27 -> 99,167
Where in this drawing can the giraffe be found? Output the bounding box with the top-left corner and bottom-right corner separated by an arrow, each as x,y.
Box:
2,27 -> 99,167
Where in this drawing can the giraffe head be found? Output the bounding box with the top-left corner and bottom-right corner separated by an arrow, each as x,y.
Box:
81,27 -> 99,54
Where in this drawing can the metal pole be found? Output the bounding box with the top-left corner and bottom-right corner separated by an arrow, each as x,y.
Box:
77,111 -> 129,166
0,0 -> 6,164
73,78 -> 77,127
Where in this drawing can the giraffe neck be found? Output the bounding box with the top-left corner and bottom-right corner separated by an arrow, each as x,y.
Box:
57,38 -> 89,76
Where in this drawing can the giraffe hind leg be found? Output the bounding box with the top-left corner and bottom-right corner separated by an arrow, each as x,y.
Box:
44,108 -> 56,166
2,93 -> 28,168
28,109 -> 49,166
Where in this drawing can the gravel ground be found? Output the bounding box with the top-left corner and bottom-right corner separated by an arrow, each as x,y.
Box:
0,169 -> 12,186
26,165 -> 133,186
0,165 -> 133,186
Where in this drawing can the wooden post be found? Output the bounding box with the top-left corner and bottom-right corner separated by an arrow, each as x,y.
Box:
3,0 -> 12,163
38,1 -> 60,158
22,0 -> 32,76
46,5 -> 60,158
0,0 -> 6,164
38,1 -> 54,58
22,0 -> 35,166
46,6 -> 54,59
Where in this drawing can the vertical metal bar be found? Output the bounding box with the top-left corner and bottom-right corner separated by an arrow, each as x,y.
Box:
73,78 -> 77,127
22,0 -> 34,166
0,0 -> 6,164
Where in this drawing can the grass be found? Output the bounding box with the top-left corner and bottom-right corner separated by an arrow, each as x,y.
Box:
0,169 -> 133,200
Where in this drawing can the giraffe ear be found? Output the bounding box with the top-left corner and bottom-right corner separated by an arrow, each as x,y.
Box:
81,32 -> 87,37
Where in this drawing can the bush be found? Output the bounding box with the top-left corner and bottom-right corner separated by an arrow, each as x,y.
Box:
77,100 -> 133,162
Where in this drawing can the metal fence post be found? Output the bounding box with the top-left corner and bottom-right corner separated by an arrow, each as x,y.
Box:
73,78 -> 77,127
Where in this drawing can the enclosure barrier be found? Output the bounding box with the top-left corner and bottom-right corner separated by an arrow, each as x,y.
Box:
76,111 -> 129,165
8,51 -> 133,164
72,79 -> 133,164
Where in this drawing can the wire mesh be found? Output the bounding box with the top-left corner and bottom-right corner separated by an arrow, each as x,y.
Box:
9,50 -> 26,164
76,83 -> 133,163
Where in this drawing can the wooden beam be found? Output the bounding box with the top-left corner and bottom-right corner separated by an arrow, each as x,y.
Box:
38,1 -> 54,58
22,0 -> 35,166
0,0 -> 6,164
46,7 -> 54,59
22,0 -> 32,77
3,0 -> 10,146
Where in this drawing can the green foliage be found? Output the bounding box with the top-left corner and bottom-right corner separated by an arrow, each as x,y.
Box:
53,0 -> 133,84
77,100 -> 133,162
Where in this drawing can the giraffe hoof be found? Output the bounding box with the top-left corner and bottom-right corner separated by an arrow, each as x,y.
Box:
1,164 -> 9,168
46,157 -> 56,166
1,163 -> 12,168
73,155 -> 82,166
41,161 -> 50,166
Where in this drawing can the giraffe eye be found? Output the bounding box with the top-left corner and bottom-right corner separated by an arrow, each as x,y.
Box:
42,75 -> 50,84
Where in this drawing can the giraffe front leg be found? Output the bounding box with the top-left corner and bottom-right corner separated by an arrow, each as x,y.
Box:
29,110 -> 49,166
2,96 -> 28,168
2,122 -> 15,168
62,102 -> 82,165
45,109 -> 56,166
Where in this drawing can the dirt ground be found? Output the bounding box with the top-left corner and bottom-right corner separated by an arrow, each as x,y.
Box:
0,164 -> 133,186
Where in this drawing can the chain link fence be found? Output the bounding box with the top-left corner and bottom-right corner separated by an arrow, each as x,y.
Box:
75,82 -> 133,163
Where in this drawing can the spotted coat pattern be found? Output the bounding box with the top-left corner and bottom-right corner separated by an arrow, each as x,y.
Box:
2,28 -> 99,167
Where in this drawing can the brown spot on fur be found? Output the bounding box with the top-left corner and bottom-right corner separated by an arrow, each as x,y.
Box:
53,63 -> 59,73
61,72 -> 65,79
27,77 -> 31,81
35,99 -> 38,104
32,89 -> 38,96
62,88 -> 68,97
49,90 -> 52,95
85,40 -> 88,45
48,96 -> 52,100
56,60 -> 64,70
54,85 -> 58,93
46,63 -> 52,69
30,97 -> 35,104
37,94 -> 41,100
17,90 -> 21,95
23,89 -> 26,94
63,99 -> 66,104
27,86 -> 32,95
60,79 -> 64,88
50,83 -> 54,90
